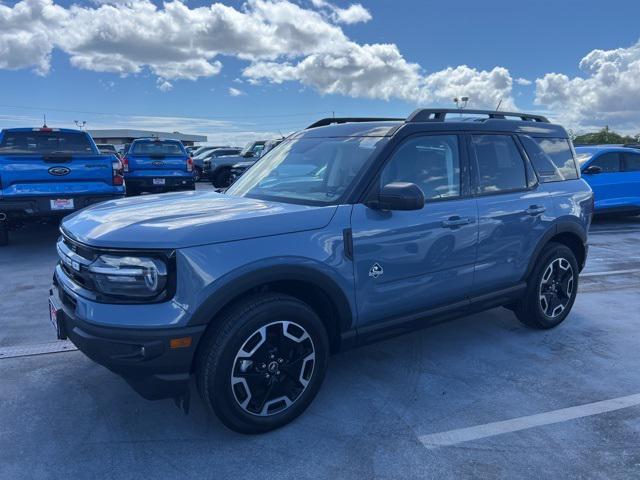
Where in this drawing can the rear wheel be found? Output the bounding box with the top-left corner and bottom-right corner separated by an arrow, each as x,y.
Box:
193,166 -> 203,182
196,293 -> 329,434
213,168 -> 232,188
0,218 -> 8,246
514,242 -> 578,329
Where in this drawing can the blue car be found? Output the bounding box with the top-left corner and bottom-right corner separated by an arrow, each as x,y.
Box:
123,138 -> 195,195
0,127 -> 124,246
575,145 -> 640,215
50,109 -> 592,433
576,145 -> 640,215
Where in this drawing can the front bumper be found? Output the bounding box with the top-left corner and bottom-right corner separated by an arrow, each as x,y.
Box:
51,275 -> 206,400
0,194 -> 123,218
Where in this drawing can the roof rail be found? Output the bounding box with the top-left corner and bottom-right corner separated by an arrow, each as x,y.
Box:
622,143 -> 640,149
406,108 -> 549,123
306,117 -> 404,129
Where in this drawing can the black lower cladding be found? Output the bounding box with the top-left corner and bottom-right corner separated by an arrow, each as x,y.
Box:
125,176 -> 195,192
0,194 -> 123,217
51,284 -> 205,400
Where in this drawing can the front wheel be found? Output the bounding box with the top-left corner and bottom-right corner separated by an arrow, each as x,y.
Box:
514,242 -> 579,329
212,168 -> 232,188
196,293 -> 329,434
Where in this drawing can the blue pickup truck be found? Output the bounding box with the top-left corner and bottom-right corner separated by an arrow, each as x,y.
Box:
0,127 -> 125,246
123,138 -> 195,195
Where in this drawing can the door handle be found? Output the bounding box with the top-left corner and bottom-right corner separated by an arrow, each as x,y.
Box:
441,216 -> 473,228
525,205 -> 546,216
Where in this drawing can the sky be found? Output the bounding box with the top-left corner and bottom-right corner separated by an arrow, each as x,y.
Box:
1,0 -> 640,144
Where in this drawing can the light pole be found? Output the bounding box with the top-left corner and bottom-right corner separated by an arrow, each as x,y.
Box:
74,120 -> 87,130
453,96 -> 469,110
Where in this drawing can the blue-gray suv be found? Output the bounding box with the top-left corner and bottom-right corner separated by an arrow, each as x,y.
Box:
50,109 -> 593,433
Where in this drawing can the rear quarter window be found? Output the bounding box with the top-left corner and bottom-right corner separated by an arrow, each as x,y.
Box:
521,136 -> 579,182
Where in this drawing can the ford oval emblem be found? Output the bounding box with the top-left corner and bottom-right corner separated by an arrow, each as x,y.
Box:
48,166 -> 71,176
152,161 -> 164,167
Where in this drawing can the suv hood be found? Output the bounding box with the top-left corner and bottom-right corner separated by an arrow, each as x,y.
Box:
62,191 -> 337,249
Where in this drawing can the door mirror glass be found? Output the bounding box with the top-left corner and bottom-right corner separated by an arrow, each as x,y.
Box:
367,182 -> 425,211
583,165 -> 603,175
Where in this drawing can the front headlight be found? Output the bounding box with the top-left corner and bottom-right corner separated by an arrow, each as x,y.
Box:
88,254 -> 168,299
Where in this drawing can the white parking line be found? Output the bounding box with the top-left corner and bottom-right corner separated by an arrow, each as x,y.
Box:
419,393 -> 640,449
581,269 -> 640,278
0,341 -> 77,359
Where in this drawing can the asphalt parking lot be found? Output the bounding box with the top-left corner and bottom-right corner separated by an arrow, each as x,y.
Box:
1,187 -> 640,479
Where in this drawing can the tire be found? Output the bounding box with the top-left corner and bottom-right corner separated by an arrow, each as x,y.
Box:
514,242 -> 579,329
213,168 -> 232,188
196,293 -> 329,434
193,166 -> 202,182
0,219 -> 8,247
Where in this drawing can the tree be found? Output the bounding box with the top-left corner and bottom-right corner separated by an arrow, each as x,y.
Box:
573,126 -> 638,145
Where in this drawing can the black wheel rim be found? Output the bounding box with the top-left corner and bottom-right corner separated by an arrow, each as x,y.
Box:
231,321 -> 315,417
538,257 -> 574,318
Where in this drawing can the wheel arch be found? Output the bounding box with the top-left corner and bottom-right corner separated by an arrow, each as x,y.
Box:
524,220 -> 588,280
189,264 -> 355,363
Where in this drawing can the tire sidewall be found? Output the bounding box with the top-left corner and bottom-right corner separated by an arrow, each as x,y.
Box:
205,298 -> 329,433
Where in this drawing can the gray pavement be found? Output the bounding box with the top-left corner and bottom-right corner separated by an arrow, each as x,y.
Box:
1,192 -> 639,479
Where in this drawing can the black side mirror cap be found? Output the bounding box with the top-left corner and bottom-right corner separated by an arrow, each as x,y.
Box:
366,182 -> 425,211
583,165 -> 603,175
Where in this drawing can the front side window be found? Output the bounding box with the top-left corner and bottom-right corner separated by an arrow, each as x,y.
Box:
227,136 -> 388,205
472,135 -> 527,193
379,135 -> 460,200
522,137 -> 578,182
590,153 -> 621,173
623,152 -> 640,172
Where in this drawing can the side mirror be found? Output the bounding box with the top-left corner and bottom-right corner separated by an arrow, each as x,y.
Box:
244,152 -> 255,158
367,182 -> 425,211
583,165 -> 603,175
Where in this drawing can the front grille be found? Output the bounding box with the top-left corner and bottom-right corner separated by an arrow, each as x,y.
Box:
57,234 -> 98,293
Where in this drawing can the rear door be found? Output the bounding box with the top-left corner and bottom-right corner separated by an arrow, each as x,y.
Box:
127,140 -> 188,172
470,133 -> 554,293
622,151 -> 640,208
0,129 -> 115,196
351,133 -> 478,332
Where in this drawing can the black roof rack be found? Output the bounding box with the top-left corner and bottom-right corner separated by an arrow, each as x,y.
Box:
406,108 -> 549,123
306,117 -> 404,129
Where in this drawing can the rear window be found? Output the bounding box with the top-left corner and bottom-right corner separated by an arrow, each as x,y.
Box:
521,136 -> 579,182
130,141 -> 184,156
0,131 -> 95,155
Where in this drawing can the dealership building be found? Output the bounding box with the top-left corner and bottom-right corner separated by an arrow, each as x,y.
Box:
88,129 -> 207,149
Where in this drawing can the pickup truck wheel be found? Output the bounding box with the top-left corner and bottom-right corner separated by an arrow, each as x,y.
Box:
196,293 -> 329,434
193,166 -> 202,182
213,168 -> 232,188
514,242 -> 578,329
0,219 -> 8,246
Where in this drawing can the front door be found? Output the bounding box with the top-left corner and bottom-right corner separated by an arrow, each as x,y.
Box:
350,134 -> 478,333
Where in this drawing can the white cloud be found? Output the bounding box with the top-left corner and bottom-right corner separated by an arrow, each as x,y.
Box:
0,0 -> 516,108
311,0 -> 372,24
228,87 -> 245,96
515,77 -> 532,86
535,39 -> 640,129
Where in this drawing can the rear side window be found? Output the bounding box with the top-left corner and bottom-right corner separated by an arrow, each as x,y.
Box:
623,152 -> 640,171
521,137 -> 578,182
131,141 -> 184,156
591,153 -> 621,172
472,135 -> 527,193
0,131 -> 95,155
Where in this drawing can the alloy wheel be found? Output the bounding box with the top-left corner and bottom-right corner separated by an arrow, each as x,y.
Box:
538,257 -> 574,318
231,321 -> 315,417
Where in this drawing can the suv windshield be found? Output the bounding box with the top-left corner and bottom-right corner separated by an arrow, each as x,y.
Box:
226,136 -> 388,205
0,131 -> 95,155
130,141 -> 184,156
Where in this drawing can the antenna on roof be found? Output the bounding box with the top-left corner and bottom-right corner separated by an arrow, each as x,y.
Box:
495,98 -> 503,111
43,114 -> 47,128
